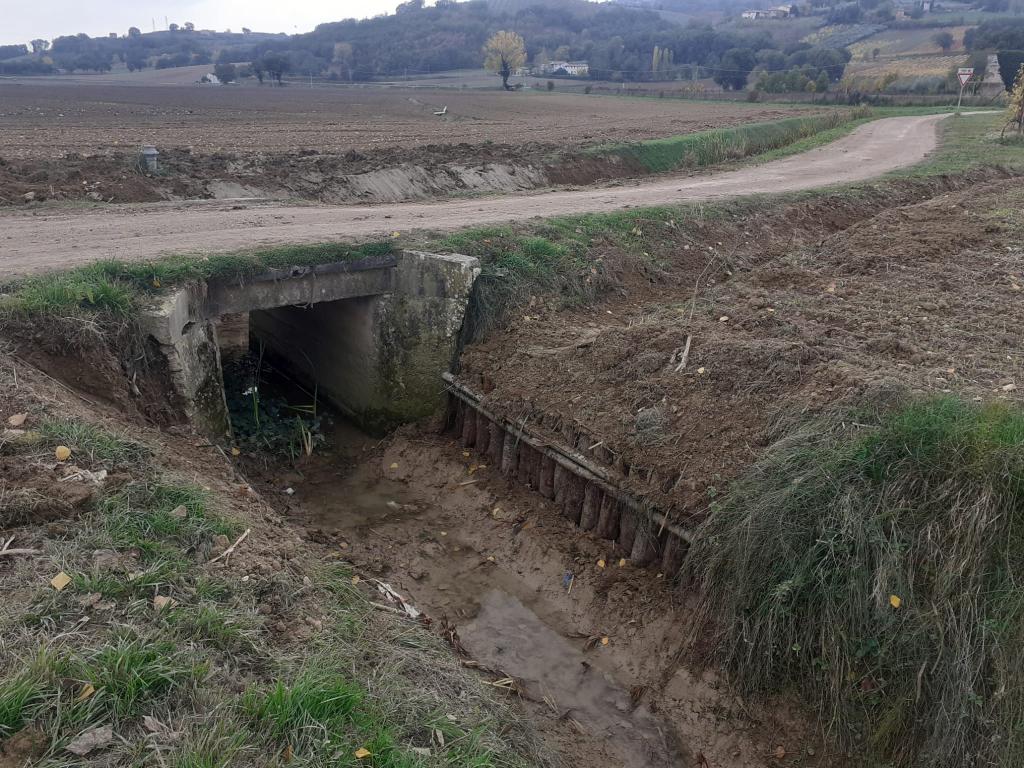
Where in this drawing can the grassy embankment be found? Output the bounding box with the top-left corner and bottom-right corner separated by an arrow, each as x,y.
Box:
687,396 -> 1024,768
0,416 -> 540,767
587,107 -> 873,173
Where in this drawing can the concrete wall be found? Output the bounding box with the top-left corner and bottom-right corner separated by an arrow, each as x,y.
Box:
249,250 -> 480,432
141,250 -> 479,438
140,287 -> 232,438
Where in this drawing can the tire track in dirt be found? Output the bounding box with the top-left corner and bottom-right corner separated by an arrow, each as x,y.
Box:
0,115 -> 947,277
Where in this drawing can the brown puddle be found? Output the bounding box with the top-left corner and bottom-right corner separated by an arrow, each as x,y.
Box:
462,589 -> 680,768
241,419 -> 830,768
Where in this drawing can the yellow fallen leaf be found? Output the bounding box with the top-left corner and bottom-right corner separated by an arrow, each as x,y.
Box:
889,594 -> 902,609
462,451 -> 470,458
774,745 -> 786,760
355,747 -> 372,759
230,447 -> 240,456
76,683 -> 96,702
51,572 -> 72,591
55,445 -> 71,462
351,575 -> 361,585
597,559 -> 606,569
389,463 -> 399,470
618,558 -> 627,567
600,636 -> 609,646
152,277 -> 161,288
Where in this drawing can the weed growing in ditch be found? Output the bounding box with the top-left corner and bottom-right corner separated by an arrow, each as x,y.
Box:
222,351 -> 326,458
687,395 -> 1024,768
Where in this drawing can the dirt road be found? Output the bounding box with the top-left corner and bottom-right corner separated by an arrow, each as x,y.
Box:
0,114 -> 946,277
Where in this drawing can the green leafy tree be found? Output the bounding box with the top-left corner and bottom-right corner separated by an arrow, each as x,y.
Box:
714,48 -> 757,90
260,53 -> 289,85
214,62 -> 237,83
484,30 -> 526,91
933,31 -> 954,52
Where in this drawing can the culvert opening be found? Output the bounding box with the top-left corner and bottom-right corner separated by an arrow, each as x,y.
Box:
214,303 -> 379,465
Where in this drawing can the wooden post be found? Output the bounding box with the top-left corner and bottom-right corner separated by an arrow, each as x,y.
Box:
461,407 -> 477,448
562,474 -> 584,524
595,495 -> 621,540
538,456 -> 556,499
501,432 -> 519,477
488,421 -> 504,467
475,412 -> 490,454
580,484 -> 601,531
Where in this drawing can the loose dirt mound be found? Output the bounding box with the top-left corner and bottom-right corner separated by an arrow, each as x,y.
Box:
458,174 -> 1024,527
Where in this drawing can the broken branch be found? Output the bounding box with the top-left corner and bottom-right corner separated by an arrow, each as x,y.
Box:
208,528 -> 251,564
672,335 -> 693,373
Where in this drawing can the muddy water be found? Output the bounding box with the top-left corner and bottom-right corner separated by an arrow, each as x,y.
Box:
262,425 -> 684,767
242,423 -> 825,768
463,590 -> 677,768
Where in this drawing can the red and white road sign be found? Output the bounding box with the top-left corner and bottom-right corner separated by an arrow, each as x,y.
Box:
957,67 -> 974,87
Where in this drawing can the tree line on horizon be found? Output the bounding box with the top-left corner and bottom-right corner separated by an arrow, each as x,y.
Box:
3,0 -> 1024,90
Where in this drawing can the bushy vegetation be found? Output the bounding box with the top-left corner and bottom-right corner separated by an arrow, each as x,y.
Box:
965,17 -> 1024,52
688,396 -> 1024,767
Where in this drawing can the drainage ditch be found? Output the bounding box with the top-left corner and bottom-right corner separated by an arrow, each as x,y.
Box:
131,253 -> 827,766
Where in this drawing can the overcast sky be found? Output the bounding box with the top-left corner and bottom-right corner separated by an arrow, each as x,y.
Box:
2,0 -> 404,46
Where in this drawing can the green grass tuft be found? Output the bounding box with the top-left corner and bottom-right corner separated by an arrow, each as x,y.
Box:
37,417 -> 149,467
100,482 -> 236,559
688,395 -> 1024,768
77,635 -> 205,720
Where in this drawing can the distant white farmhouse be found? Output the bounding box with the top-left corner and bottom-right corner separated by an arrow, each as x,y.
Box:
741,5 -> 795,19
546,60 -> 590,76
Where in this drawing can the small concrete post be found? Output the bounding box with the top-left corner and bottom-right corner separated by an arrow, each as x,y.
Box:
141,145 -> 159,172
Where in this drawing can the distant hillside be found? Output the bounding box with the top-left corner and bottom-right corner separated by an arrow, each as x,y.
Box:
5,0 -> 858,90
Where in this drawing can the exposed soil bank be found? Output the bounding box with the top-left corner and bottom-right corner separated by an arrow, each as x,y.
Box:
0,82 -> 817,207
458,174 -> 1024,535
